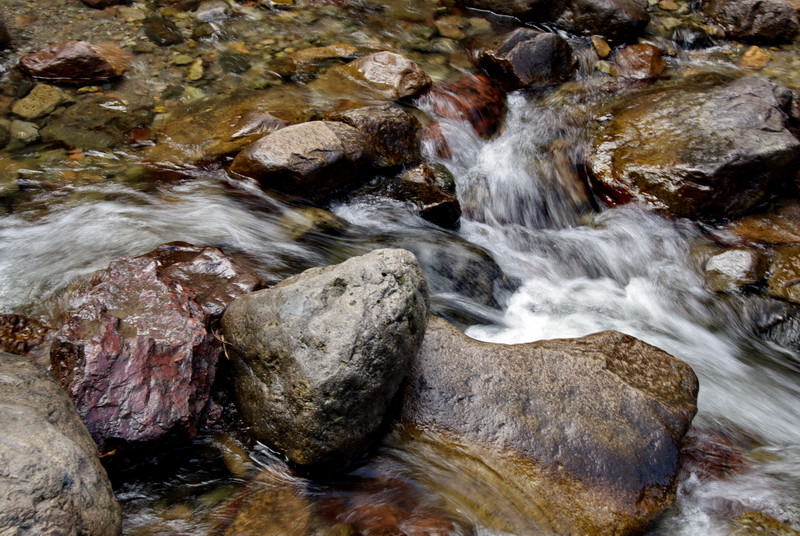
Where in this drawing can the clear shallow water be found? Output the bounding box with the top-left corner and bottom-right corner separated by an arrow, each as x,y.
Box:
2,10 -> 800,535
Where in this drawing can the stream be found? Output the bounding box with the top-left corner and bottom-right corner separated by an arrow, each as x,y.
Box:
1,0 -> 800,534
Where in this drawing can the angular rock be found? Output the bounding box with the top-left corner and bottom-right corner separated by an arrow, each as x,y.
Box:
19,41 -> 133,84
40,95 -> 149,150
143,16 -> 184,46
49,243 -> 261,448
461,0 -> 650,42
704,0 -> 799,44
704,248 -> 767,292
327,103 -> 422,168
475,29 -> 578,91
587,75 -> 800,220
614,43 -> 667,79
229,121 -> 370,202
11,84 -> 68,120
0,352 -> 121,536
313,51 -> 432,102
0,314 -> 50,356
397,317 -> 698,535
145,88 -> 311,168
418,74 -> 505,137
220,248 -> 429,467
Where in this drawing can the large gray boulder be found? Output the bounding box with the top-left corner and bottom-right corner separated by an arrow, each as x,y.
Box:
587,75 -> 800,221
221,248 -> 429,467
0,352 -> 121,536
461,0 -> 649,42
704,0 -> 799,44
396,317 -> 699,535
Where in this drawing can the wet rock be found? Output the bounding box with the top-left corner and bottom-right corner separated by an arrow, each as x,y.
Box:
40,95 -> 148,150
229,121 -> 370,203
278,206 -> 348,242
587,74 -> 800,221
752,298 -> 800,351
19,41 -> 133,84
704,248 -> 767,292
368,165 -> 462,229
0,352 -> 121,536
11,84 -> 69,120
289,43 -> 359,79
327,103 -> 422,168
418,74 -> 505,137
81,0 -> 129,7
730,511 -> 800,536
724,202 -> 800,246
10,119 -> 41,144
313,51 -> 432,102
397,317 -> 698,535
767,246 -> 800,304
146,88 -> 311,168
741,45 -> 771,69
592,35 -> 611,58
461,0 -> 650,42
475,29 -> 578,91
0,15 -> 12,50
613,43 -> 666,79
143,16 -> 185,46
192,0 -> 231,23
49,242 -> 261,448
678,428 -> 747,483
220,249 -> 429,467
0,121 -> 9,149
703,0 -> 799,44
671,25 -> 716,49
0,314 -> 50,356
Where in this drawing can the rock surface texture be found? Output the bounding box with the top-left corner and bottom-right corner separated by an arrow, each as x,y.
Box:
221,248 -> 429,467
49,242 -> 261,449
19,40 -> 132,84
397,317 -> 699,535
587,75 -> 800,220
229,120 -> 369,202
704,0 -> 799,43
0,352 -> 121,536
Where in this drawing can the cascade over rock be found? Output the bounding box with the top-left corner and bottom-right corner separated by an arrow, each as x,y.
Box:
396,317 -> 699,535
221,248 -> 429,467
0,352 -> 121,536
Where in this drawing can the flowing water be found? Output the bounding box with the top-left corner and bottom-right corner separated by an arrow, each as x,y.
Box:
2,2 -> 800,534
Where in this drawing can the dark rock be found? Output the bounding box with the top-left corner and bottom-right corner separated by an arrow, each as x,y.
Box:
587,75 -> 800,220
704,247 -> 767,292
396,317 -> 698,535
614,43 -> 667,79
0,352 -> 121,536
49,242 -> 261,449
327,104 -> 422,168
19,41 -> 133,84
81,0 -> 129,7
370,165 -> 462,229
671,25 -> 716,50
0,314 -> 50,356
229,121 -> 370,203
40,95 -> 149,150
704,0 -> 799,44
220,248 -> 429,467
312,51 -> 432,102
418,74 -> 504,137
0,14 -> 11,50
475,29 -> 578,91
145,88 -> 311,168
0,122 -> 9,149
143,16 -> 184,46
461,0 -> 650,42
678,427 -> 747,483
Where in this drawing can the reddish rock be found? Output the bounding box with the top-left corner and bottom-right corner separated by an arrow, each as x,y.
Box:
0,314 -> 50,356
614,43 -> 667,79
419,74 -> 504,137
49,242 -> 262,449
19,40 -> 132,84
327,103 -> 422,168
678,428 -> 748,482
422,121 -> 452,159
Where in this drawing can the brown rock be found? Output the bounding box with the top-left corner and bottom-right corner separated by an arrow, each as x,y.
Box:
0,314 -> 50,356
741,45 -> 771,69
767,246 -> 800,303
678,428 -> 747,482
49,242 -> 261,448
371,165 -> 462,229
592,35 -> 611,58
704,0 -> 799,43
19,40 -> 132,84
614,43 -> 667,79
724,202 -> 800,246
0,14 -> 11,50
229,121 -> 369,202
397,317 -> 699,535
731,511 -> 800,536
313,51 -> 432,102
81,0 -> 130,7
327,103 -> 422,168
418,74 -> 505,137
